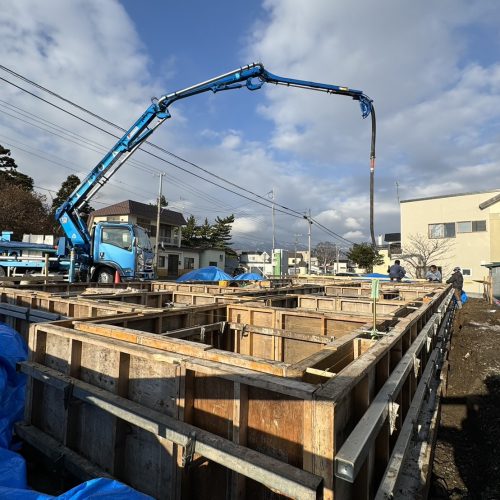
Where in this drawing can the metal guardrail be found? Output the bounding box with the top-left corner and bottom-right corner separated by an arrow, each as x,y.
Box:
334,291 -> 453,483
0,302 -> 64,322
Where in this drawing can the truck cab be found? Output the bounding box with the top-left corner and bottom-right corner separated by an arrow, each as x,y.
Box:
91,223 -> 154,282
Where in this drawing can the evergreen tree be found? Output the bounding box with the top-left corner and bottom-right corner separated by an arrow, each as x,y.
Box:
0,144 -> 34,191
347,243 -> 384,272
148,195 -> 168,208
50,175 -> 93,233
181,215 -> 198,247
197,218 -> 213,247
211,214 -> 235,249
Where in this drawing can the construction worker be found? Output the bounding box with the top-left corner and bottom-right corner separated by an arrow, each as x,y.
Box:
388,260 -> 406,282
446,267 -> 464,308
426,265 -> 442,282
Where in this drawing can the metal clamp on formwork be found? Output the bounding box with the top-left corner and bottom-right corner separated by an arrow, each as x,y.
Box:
182,431 -> 197,467
200,326 -> 206,342
413,354 -> 421,378
388,397 -> 400,435
240,324 -> 248,338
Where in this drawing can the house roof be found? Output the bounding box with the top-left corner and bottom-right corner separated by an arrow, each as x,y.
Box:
90,200 -> 187,226
400,188 -> 500,204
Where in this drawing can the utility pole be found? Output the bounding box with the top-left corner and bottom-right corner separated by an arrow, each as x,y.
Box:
294,233 -> 302,276
304,210 -> 312,274
154,172 -> 164,271
271,188 -> 276,264
336,245 -> 340,274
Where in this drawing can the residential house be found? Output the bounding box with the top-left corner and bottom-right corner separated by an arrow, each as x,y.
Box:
238,251 -> 271,276
373,233 -> 402,274
400,189 -> 500,294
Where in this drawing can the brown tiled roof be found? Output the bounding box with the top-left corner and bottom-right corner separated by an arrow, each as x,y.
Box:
90,200 -> 187,226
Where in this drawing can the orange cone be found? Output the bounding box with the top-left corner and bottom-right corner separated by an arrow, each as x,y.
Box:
114,270 -> 121,284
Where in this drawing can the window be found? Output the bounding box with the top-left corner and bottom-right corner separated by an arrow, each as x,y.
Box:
219,254 -> 223,262
209,261 -> 217,267
462,268 -> 471,277
428,223 -> 455,239
107,216 -> 121,222
184,257 -> 195,269
457,220 -> 486,233
101,227 -> 132,250
472,220 -> 486,232
457,221 -> 472,233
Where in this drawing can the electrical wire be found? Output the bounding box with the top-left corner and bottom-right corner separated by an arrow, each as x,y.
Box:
0,65 -> 359,245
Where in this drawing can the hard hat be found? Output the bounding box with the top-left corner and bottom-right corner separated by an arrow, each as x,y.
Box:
453,266 -> 460,271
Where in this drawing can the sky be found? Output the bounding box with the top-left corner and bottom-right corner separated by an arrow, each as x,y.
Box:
1,0 -> 500,253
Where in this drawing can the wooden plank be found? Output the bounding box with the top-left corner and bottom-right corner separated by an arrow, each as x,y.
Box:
73,321 -> 290,377
231,382 -> 249,499
34,323 -> 316,399
20,361 -> 323,500
15,422 -> 113,481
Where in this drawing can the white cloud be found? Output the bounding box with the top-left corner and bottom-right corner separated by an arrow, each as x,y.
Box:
232,216 -> 264,234
2,0 -> 500,253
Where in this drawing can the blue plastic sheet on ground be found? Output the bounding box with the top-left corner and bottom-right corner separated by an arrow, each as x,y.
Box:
0,323 -> 28,450
232,272 -> 264,281
176,266 -> 233,282
0,477 -> 153,499
0,447 -> 27,490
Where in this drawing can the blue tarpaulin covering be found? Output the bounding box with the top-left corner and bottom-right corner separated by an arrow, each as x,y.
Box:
176,266 -> 233,282
0,323 -> 28,450
232,273 -> 264,281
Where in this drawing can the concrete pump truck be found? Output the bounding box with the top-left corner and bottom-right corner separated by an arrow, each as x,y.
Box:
0,63 -> 375,283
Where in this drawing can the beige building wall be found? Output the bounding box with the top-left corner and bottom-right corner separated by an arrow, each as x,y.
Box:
200,249 -> 226,269
401,190 -> 500,294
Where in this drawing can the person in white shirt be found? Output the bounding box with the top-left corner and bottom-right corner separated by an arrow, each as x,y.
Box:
426,265 -> 442,282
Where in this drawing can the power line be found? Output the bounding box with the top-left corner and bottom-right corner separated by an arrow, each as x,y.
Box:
0,65 -> 355,243
0,67 -> 306,217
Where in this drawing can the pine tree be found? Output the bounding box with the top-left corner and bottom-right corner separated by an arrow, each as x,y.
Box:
50,175 -> 93,233
181,215 -> 198,247
211,214 -> 235,249
0,144 -> 34,191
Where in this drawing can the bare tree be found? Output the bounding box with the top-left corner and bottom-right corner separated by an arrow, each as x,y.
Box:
400,233 -> 454,279
313,241 -> 337,273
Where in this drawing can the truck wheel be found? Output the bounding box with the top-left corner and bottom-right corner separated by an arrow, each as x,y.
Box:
0,267 -> 5,277
96,268 -> 114,284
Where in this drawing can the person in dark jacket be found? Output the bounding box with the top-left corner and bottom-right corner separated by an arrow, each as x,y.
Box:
388,260 -> 406,282
446,267 -> 464,308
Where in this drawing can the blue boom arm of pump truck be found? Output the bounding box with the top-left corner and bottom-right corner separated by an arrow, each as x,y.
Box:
55,62 -> 374,283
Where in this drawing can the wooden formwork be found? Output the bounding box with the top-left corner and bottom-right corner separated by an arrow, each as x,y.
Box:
152,282 -> 325,296
323,283 -> 446,301
226,303 -> 395,338
0,287 -> 164,342
15,283 -> 452,499
1,281 -> 153,293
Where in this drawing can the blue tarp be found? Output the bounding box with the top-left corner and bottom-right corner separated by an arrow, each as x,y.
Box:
0,477 -> 153,499
176,266 -> 233,282
0,323 -> 28,450
232,273 -> 264,281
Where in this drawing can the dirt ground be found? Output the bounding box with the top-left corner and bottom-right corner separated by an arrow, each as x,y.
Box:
431,298 -> 500,499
